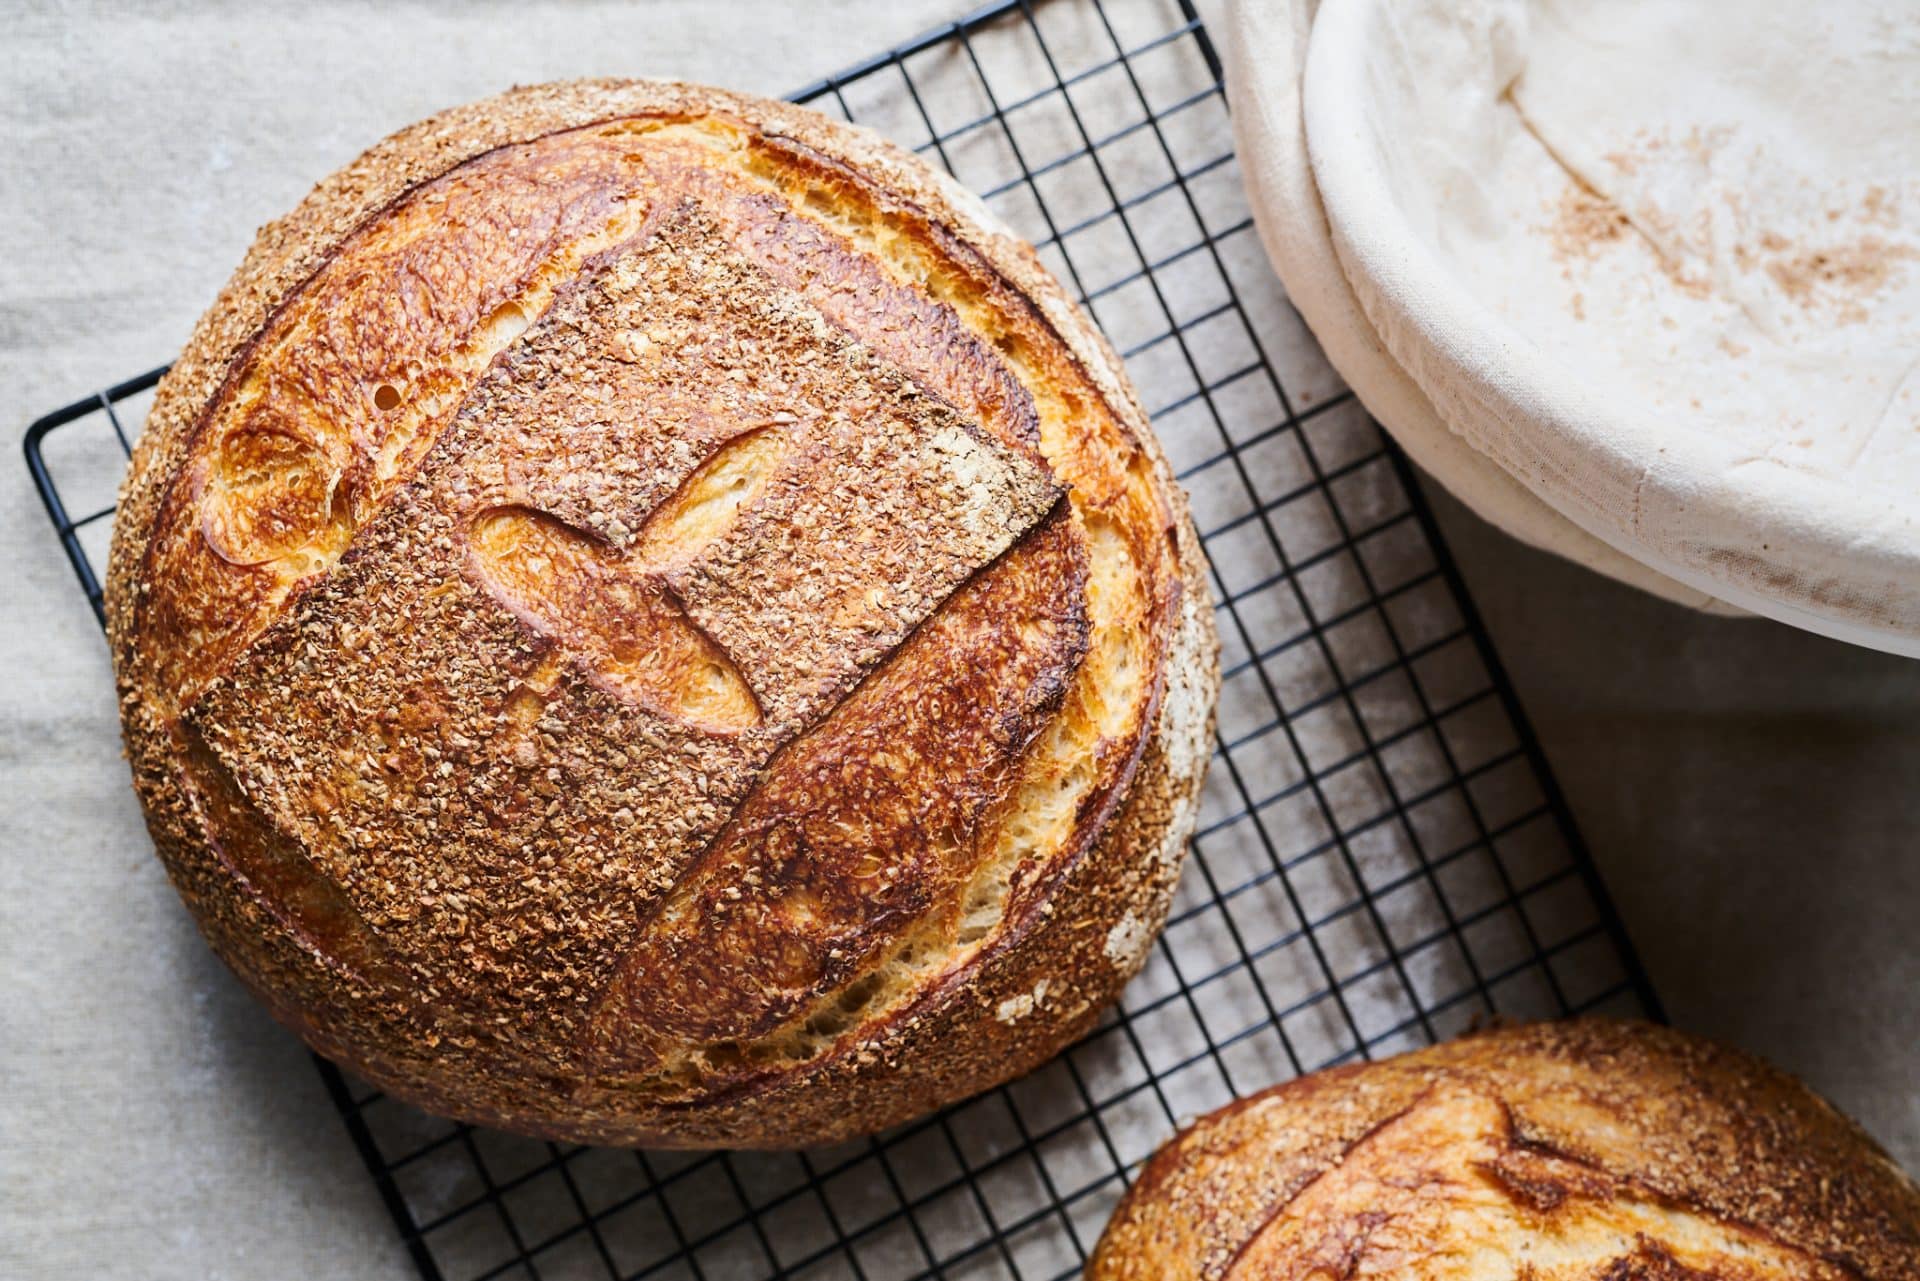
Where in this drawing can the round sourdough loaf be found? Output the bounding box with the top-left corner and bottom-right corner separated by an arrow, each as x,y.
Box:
1090,1020 -> 1920,1280
106,80 -> 1218,1147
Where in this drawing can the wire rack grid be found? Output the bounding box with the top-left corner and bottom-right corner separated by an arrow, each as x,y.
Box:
23,1 -> 1661,1278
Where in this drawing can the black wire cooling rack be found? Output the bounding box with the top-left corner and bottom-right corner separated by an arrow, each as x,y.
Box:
24,1 -> 1663,1277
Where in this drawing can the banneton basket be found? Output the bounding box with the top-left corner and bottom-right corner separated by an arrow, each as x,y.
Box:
1219,0 -> 1734,617
24,1 -> 1659,1277
1295,0 -> 1920,656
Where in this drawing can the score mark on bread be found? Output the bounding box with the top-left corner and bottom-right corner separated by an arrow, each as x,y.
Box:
465,425 -> 786,735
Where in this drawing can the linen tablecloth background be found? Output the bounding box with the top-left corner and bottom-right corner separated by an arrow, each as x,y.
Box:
3,2 -> 1915,1276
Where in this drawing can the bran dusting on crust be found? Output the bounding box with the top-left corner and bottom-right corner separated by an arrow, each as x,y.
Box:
105,79 -> 1219,1147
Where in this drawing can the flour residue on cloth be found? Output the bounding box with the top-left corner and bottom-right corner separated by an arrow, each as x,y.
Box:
1541,130 -> 1915,329
1365,0 -> 1920,488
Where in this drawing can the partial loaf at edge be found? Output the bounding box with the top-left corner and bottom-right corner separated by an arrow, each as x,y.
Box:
1090,1019 -> 1920,1280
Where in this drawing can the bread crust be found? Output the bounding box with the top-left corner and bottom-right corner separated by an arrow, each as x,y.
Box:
106,81 -> 1218,1145
1089,1019 -> 1920,1281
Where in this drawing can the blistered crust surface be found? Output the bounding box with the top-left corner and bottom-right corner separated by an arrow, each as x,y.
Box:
106,81 -> 1220,1144
1089,1020 -> 1920,1281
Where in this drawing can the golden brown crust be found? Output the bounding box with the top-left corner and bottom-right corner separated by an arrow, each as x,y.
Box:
1089,1020 -> 1920,1281
106,80 -> 1219,1145
586,505 -> 1090,1060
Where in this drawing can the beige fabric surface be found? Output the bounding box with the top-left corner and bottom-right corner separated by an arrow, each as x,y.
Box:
2,2 -> 1914,1278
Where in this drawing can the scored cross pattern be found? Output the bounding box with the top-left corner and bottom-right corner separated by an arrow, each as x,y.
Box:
466,427 -> 784,735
